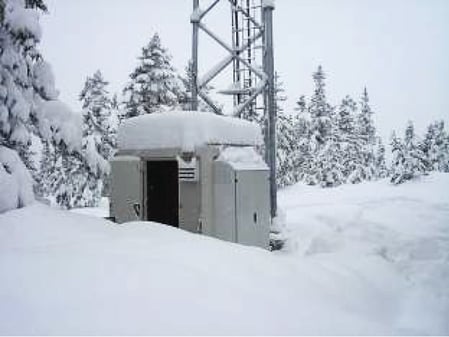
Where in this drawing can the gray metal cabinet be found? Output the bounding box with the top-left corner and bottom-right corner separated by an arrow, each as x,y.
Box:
110,156 -> 143,223
213,161 -> 270,248
213,161 -> 237,242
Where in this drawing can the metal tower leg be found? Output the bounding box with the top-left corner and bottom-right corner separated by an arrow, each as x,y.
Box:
263,1 -> 277,218
191,0 -> 200,111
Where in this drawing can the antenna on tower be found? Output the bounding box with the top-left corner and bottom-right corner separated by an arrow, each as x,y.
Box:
190,0 -> 277,218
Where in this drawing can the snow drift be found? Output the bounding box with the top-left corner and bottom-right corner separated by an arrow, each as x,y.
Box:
0,173 -> 448,334
0,146 -> 34,213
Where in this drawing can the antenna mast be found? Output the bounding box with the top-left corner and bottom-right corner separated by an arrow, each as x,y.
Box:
190,0 -> 277,218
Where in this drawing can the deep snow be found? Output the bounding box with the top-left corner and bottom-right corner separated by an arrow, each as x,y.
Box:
0,173 -> 448,335
118,110 -> 263,152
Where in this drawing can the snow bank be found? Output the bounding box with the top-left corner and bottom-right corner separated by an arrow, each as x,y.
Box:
37,100 -> 82,152
0,146 -> 34,213
217,146 -> 267,170
118,110 -> 263,152
0,173 -> 448,334
279,173 -> 449,335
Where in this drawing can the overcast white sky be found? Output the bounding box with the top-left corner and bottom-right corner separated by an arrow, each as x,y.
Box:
40,0 -> 449,141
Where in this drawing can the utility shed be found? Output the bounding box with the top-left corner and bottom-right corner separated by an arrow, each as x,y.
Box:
110,110 -> 270,249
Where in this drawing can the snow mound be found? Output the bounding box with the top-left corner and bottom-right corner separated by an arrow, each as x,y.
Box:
118,110 -> 263,152
0,146 -> 34,213
217,146 -> 267,170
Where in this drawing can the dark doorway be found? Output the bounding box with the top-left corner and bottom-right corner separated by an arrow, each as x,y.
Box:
146,161 -> 179,227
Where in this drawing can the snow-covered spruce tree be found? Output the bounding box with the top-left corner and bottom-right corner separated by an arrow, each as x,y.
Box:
54,145 -> 88,209
404,121 -> 427,176
421,121 -> 438,172
274,73 -> 299,188
78,70 -> 115,207
291,95 -> 312,182
0,0 -> 58,193
374,137 -> 388,178
436,121 -> 449,172
303,66 -> 336,185
354,87 -> 377,181
334,95 -> 360,183
308,65 -> 332,147
390,131 -> 405,184
123,33 -> 183,118
101,91 -> 119,197
422,120 -> 449,172
390,121 -> 426,184
38,100 -> 83,207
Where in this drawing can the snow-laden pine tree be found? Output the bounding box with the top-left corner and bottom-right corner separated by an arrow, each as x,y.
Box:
423,120 -> 449,172
303,66 -> 337,185
404,121 -> 427,176
421,122 -> 438,172
390,131 -> 405,184
334,95 -> 360,183
292,95 -> 312,182
123,33 -> 183,118
102,91 -> 119,197
374,137 -> 388,178
78,70 -> 115,206
308,66 -> 332,147
390,121 -> 426,184
274,73 -> 298,187
354,87 -> 376,181
0,0 -> 58,191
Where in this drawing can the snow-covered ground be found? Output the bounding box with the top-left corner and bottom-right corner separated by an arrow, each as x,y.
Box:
70,197 -> 110,218
0,174 -> 448,335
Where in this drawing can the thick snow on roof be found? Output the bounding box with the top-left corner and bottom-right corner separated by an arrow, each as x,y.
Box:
217,146 -> 268,170
118,111 -> 263,151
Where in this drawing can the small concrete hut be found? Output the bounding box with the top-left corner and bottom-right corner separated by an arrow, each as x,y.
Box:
110,110 -> 270,248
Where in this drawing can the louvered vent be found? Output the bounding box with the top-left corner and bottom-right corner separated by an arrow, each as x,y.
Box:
179,167 -> 196,181
178,156 -> 198,182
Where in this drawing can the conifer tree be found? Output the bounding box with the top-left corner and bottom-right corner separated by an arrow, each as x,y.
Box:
274,72 -> 297,187
292,95 -> 312,182
308,65 -> 332,146
0,0 -> 58,189
390,131 -> 406,184
390,121 -> 426,184
433,121 -> 449,172
335,95 -> 359,182
78,70 -> 114,206
374,137 -> 388,178
421,121 -> 438,172
355,87 -> 376,181
123,33 -> 182,118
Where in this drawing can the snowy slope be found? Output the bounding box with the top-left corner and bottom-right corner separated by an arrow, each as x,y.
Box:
0,174 -> 448,335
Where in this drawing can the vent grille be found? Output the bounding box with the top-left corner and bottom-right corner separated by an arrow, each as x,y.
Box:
179,167 -> 197,181
178,156 -> 199,182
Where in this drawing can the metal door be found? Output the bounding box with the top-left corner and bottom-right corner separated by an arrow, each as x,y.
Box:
235,170 -> 270,248
110,156 -> 143,223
